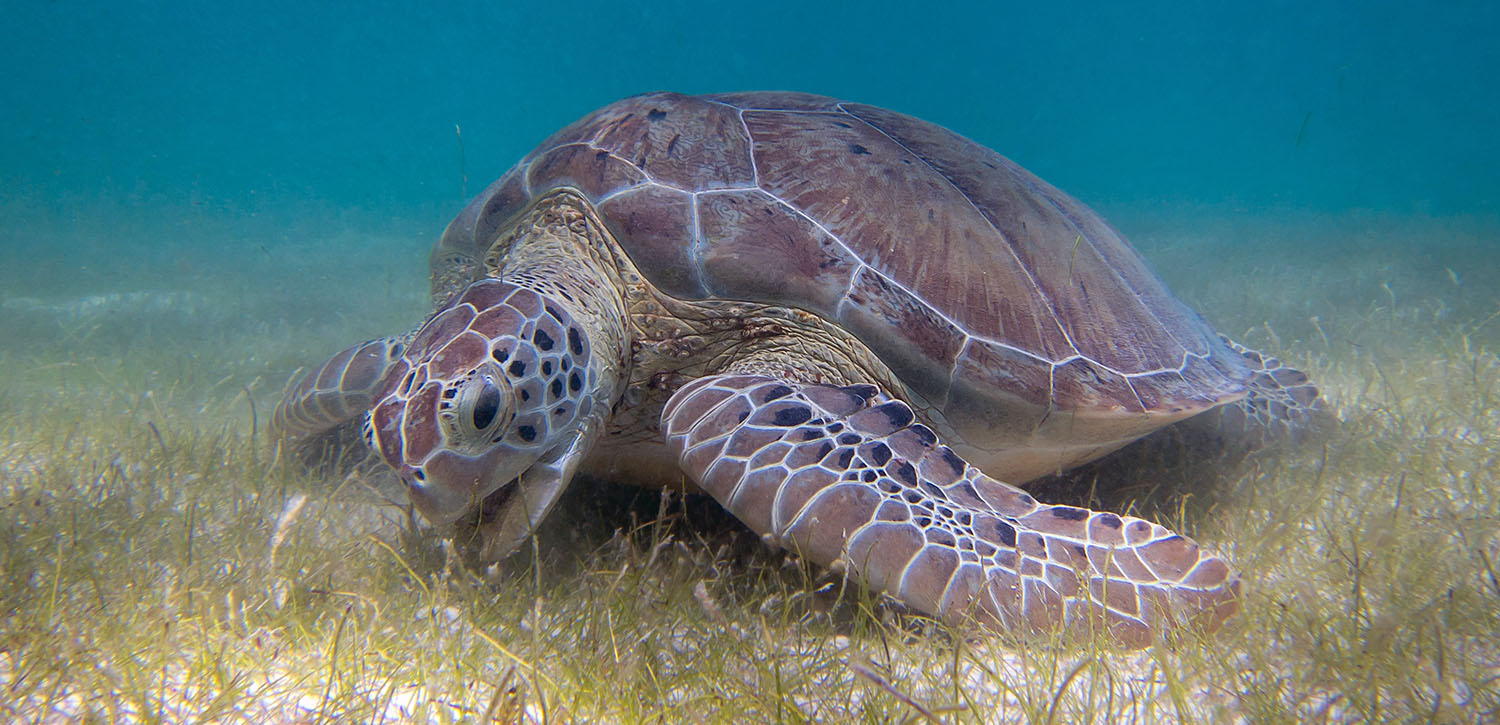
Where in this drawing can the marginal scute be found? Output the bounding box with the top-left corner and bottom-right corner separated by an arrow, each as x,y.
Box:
948,339 -> 1053,423
841,102 -> 1214,367
1176,352 -> 1245,406
467,171 -> 530,256
525,143 -> 647,202
837,268 -> 965,404
708,91 -> 845,112
1051,357 -> 1145,413
539,92 -> 756,191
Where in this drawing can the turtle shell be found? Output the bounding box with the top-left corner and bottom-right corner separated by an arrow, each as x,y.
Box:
434,91 -> 1251,476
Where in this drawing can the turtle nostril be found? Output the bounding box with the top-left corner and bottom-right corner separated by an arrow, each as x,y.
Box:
472,381 -> 501,430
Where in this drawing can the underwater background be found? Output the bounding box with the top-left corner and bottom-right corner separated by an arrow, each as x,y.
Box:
4,1 -> 1497,240
3,0 -> 1499,721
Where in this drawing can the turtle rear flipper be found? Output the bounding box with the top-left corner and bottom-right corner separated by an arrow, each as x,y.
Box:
1218,336 -> 1325,446
662,374 -> 1240,649
272,336 -> 407,471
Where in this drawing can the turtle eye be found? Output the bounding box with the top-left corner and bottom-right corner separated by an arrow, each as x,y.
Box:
437,367 -> 514,451
472,380 -> 501,430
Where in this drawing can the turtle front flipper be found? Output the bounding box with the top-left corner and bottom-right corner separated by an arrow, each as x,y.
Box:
662,375 -> 1240,649
272,337 -> 408,464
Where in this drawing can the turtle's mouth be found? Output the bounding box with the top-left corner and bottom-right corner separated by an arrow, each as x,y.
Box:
448,474 -> 519,561
445,439 -> 582,563
472,475 -> 519,527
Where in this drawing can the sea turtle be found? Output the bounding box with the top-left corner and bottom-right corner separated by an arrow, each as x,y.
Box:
273,91 -> 1319,648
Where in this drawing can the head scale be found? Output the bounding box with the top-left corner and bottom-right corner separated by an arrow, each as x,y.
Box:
364,279 -> 595,527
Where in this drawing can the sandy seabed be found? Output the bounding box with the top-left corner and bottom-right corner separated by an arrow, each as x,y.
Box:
1,207 -> 1496,722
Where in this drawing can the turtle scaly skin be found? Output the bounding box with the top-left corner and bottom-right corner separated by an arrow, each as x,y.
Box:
274,92 -> 1321,648
662,375 -> 1236,645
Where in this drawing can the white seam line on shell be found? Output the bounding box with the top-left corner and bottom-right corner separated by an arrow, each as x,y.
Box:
1046,364 -> 1058,421
836,102 -> 1080,360
1034,188 -> 1208,361
520,158 -> 535,197
689,192 -> 709,293
943,337 -> 973,401
527,142 -> 659,205
817,106 -> 1227,391
701,99 -> 760,188
732,111 -> 1177,380
1123,378 -> 1151,412
651,103 -> 1219,387
594,183 -> 649,206
752,186 -> 1004,361
504,107 -> 1222,403
738,108 -> 761,187
560,106 -> 1216,391
1031,199 -> 1210,396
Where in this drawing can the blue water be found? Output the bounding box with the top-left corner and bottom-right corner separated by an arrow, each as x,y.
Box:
3,0 -> 1496,247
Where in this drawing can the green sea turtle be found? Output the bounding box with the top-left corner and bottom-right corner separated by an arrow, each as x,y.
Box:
273,91 -> 1318,648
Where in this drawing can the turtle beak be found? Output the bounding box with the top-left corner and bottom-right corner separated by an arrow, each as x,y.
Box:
397,414 -> 600,563
463,423 -> 599,562
401,444 -> 523,527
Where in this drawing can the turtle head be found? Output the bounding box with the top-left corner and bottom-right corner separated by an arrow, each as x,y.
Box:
365,279 -> 600,559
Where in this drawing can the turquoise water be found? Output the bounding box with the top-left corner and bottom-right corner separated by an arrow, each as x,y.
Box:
1,0 -> 1496,414
4,1 -> 1496,241
3,4 -> 1499,718
5,0 -> 1497,420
